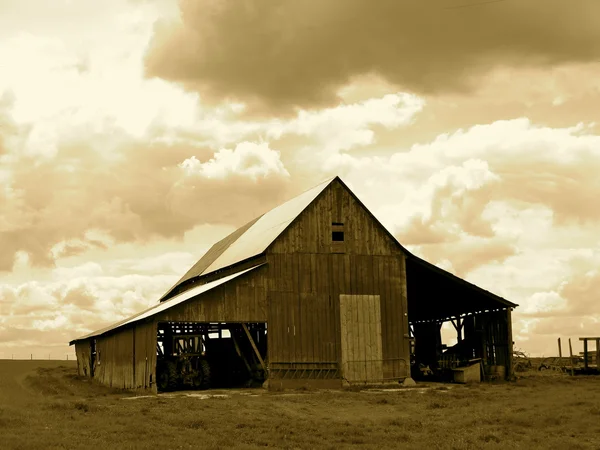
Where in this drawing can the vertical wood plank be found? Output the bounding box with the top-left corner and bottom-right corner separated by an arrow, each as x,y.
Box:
339,294 -> 349,379
373,295 -> 384,380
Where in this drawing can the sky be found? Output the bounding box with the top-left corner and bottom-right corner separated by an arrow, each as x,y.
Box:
1,0 -> 599,359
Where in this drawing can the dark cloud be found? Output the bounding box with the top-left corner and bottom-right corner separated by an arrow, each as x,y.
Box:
144,0 -> 600,113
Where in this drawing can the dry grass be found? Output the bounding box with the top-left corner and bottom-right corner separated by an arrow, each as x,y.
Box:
1,361 -> 600,449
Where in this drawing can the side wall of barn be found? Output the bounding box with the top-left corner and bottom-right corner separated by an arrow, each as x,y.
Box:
266,179 -> 410,386
134,320 -> 158,390
93,320 -> 157,391
75,339 -> 92,377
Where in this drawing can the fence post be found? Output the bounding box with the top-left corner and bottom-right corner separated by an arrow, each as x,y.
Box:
568,338 -> 575,376
557,337 -> 562,358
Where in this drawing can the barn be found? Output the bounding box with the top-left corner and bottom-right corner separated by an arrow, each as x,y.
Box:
69,176 -> 517,392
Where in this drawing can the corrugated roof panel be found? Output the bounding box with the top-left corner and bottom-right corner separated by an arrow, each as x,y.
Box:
202,177 -> 333,274
70,264 -> 263,344
159,215 -> 263,300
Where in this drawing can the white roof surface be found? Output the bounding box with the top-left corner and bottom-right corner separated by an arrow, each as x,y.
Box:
202,177 -> 333,275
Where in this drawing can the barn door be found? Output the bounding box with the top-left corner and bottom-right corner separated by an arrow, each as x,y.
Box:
339,295 -> 383,383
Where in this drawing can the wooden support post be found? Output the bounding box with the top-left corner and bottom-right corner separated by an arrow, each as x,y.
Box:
568,338 -> 575,376
242,324 -> 266,373
583,339 -> 589,371
596,339 -> 600,369
557,337 -> 562,359
451,317 -> 463,343
506,308 -> 513,380
231,332 -> 252,376
132,328 -> 136,388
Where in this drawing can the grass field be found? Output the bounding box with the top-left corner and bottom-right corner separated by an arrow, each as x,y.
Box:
1,361 -> 600,449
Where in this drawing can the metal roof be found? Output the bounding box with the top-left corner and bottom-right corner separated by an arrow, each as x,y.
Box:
160,176 -> 335,300
69,264 -> 263,344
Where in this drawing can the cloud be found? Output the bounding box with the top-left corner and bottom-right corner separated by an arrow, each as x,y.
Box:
315,118 -> 600,310
0,86 -> 293,271
1,0 -> 599,360
0,25 -> 425,276
2,22 -> 431,273
179,141 -> 289,180
144,0 -> 600,113
0,255 -> 186,358
520,291 -> 568,316
336,118 -> 600,237
0,138 -> 291,271
379,159 -> 501,246
418,237 -> 518,278
1,260 -> 180,329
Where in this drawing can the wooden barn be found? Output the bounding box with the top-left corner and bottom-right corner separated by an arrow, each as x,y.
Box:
69,176 -> 517,392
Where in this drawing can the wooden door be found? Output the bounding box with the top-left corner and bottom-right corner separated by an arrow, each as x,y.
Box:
339,295 -> 383,383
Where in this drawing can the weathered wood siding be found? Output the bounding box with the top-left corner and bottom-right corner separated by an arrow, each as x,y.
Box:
156,266 -> 268,323
93,320 -> 157,391
269,180 -> 400,256
75,340 -> 92,377
267,179 -> 410,381
134,320 -> 157,390
95,328 -> 134,389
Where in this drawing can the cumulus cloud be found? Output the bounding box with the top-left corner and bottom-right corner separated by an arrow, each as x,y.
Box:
144,0 -> 600,113
0,92 -> 293,271
377,159 -> 501,247
0,258 -> 185,356
1,13 -> 428,272
338,118 -> 600,239
0,146 -> 292,271
317,117 -> 600,310
0,220 -> 230,368
179,142 -> 289,180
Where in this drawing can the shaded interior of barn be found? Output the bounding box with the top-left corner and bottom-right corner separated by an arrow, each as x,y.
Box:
155,322 -> 267,391
406,257 -> 514,383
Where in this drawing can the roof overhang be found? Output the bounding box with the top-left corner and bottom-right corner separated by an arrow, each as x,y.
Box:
406,255 -> 518,323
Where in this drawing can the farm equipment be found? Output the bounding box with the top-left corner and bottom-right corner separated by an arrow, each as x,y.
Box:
537,357 -> 572,372
156,335 -> 211,391
513,350 -> 533,372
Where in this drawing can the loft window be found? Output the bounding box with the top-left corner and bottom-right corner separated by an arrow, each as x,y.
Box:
332,222 -> 344,242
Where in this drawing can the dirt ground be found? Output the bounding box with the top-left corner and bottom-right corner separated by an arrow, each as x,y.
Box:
1,360 -> 600,449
